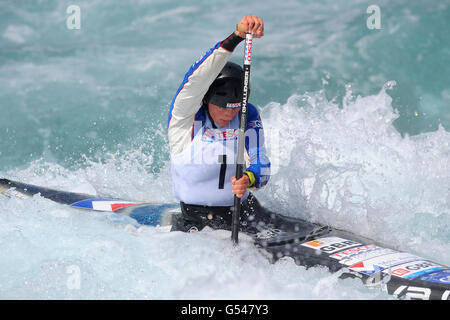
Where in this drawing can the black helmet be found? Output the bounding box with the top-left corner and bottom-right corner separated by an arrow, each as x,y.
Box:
204,61 -> 249,108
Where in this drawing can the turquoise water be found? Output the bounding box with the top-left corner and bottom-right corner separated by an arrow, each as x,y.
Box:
0,0 -> 449,299
1,0 -> 449,170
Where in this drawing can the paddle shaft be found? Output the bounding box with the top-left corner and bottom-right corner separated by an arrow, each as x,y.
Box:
231,32 -> 253,245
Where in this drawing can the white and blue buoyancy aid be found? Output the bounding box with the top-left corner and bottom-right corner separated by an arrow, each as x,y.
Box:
167,33 -> 271,206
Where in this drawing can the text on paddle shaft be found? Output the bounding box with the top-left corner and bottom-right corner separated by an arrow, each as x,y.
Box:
180,304 -> 269,317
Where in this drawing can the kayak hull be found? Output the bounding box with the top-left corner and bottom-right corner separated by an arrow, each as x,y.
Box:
1,178 -> 449,300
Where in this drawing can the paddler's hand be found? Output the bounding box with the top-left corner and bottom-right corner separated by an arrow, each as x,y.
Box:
231,175 -> 250,198
235,15 -> 264,38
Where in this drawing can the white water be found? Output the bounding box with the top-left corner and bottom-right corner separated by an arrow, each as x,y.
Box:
1,86 -> 448,299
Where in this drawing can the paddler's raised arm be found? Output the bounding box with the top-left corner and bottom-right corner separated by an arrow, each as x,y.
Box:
167,16 -> 264,155
167,33 -> 244,156
167,33 -> 243,126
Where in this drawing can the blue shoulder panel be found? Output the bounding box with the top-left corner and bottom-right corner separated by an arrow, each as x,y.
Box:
245,103 -> 271,188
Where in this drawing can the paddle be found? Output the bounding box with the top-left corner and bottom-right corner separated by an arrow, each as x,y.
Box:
231,24 -> 253,245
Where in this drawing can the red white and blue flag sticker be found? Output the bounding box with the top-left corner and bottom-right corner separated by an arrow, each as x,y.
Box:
348,261 -> 385,276
71,199 -> 139,211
